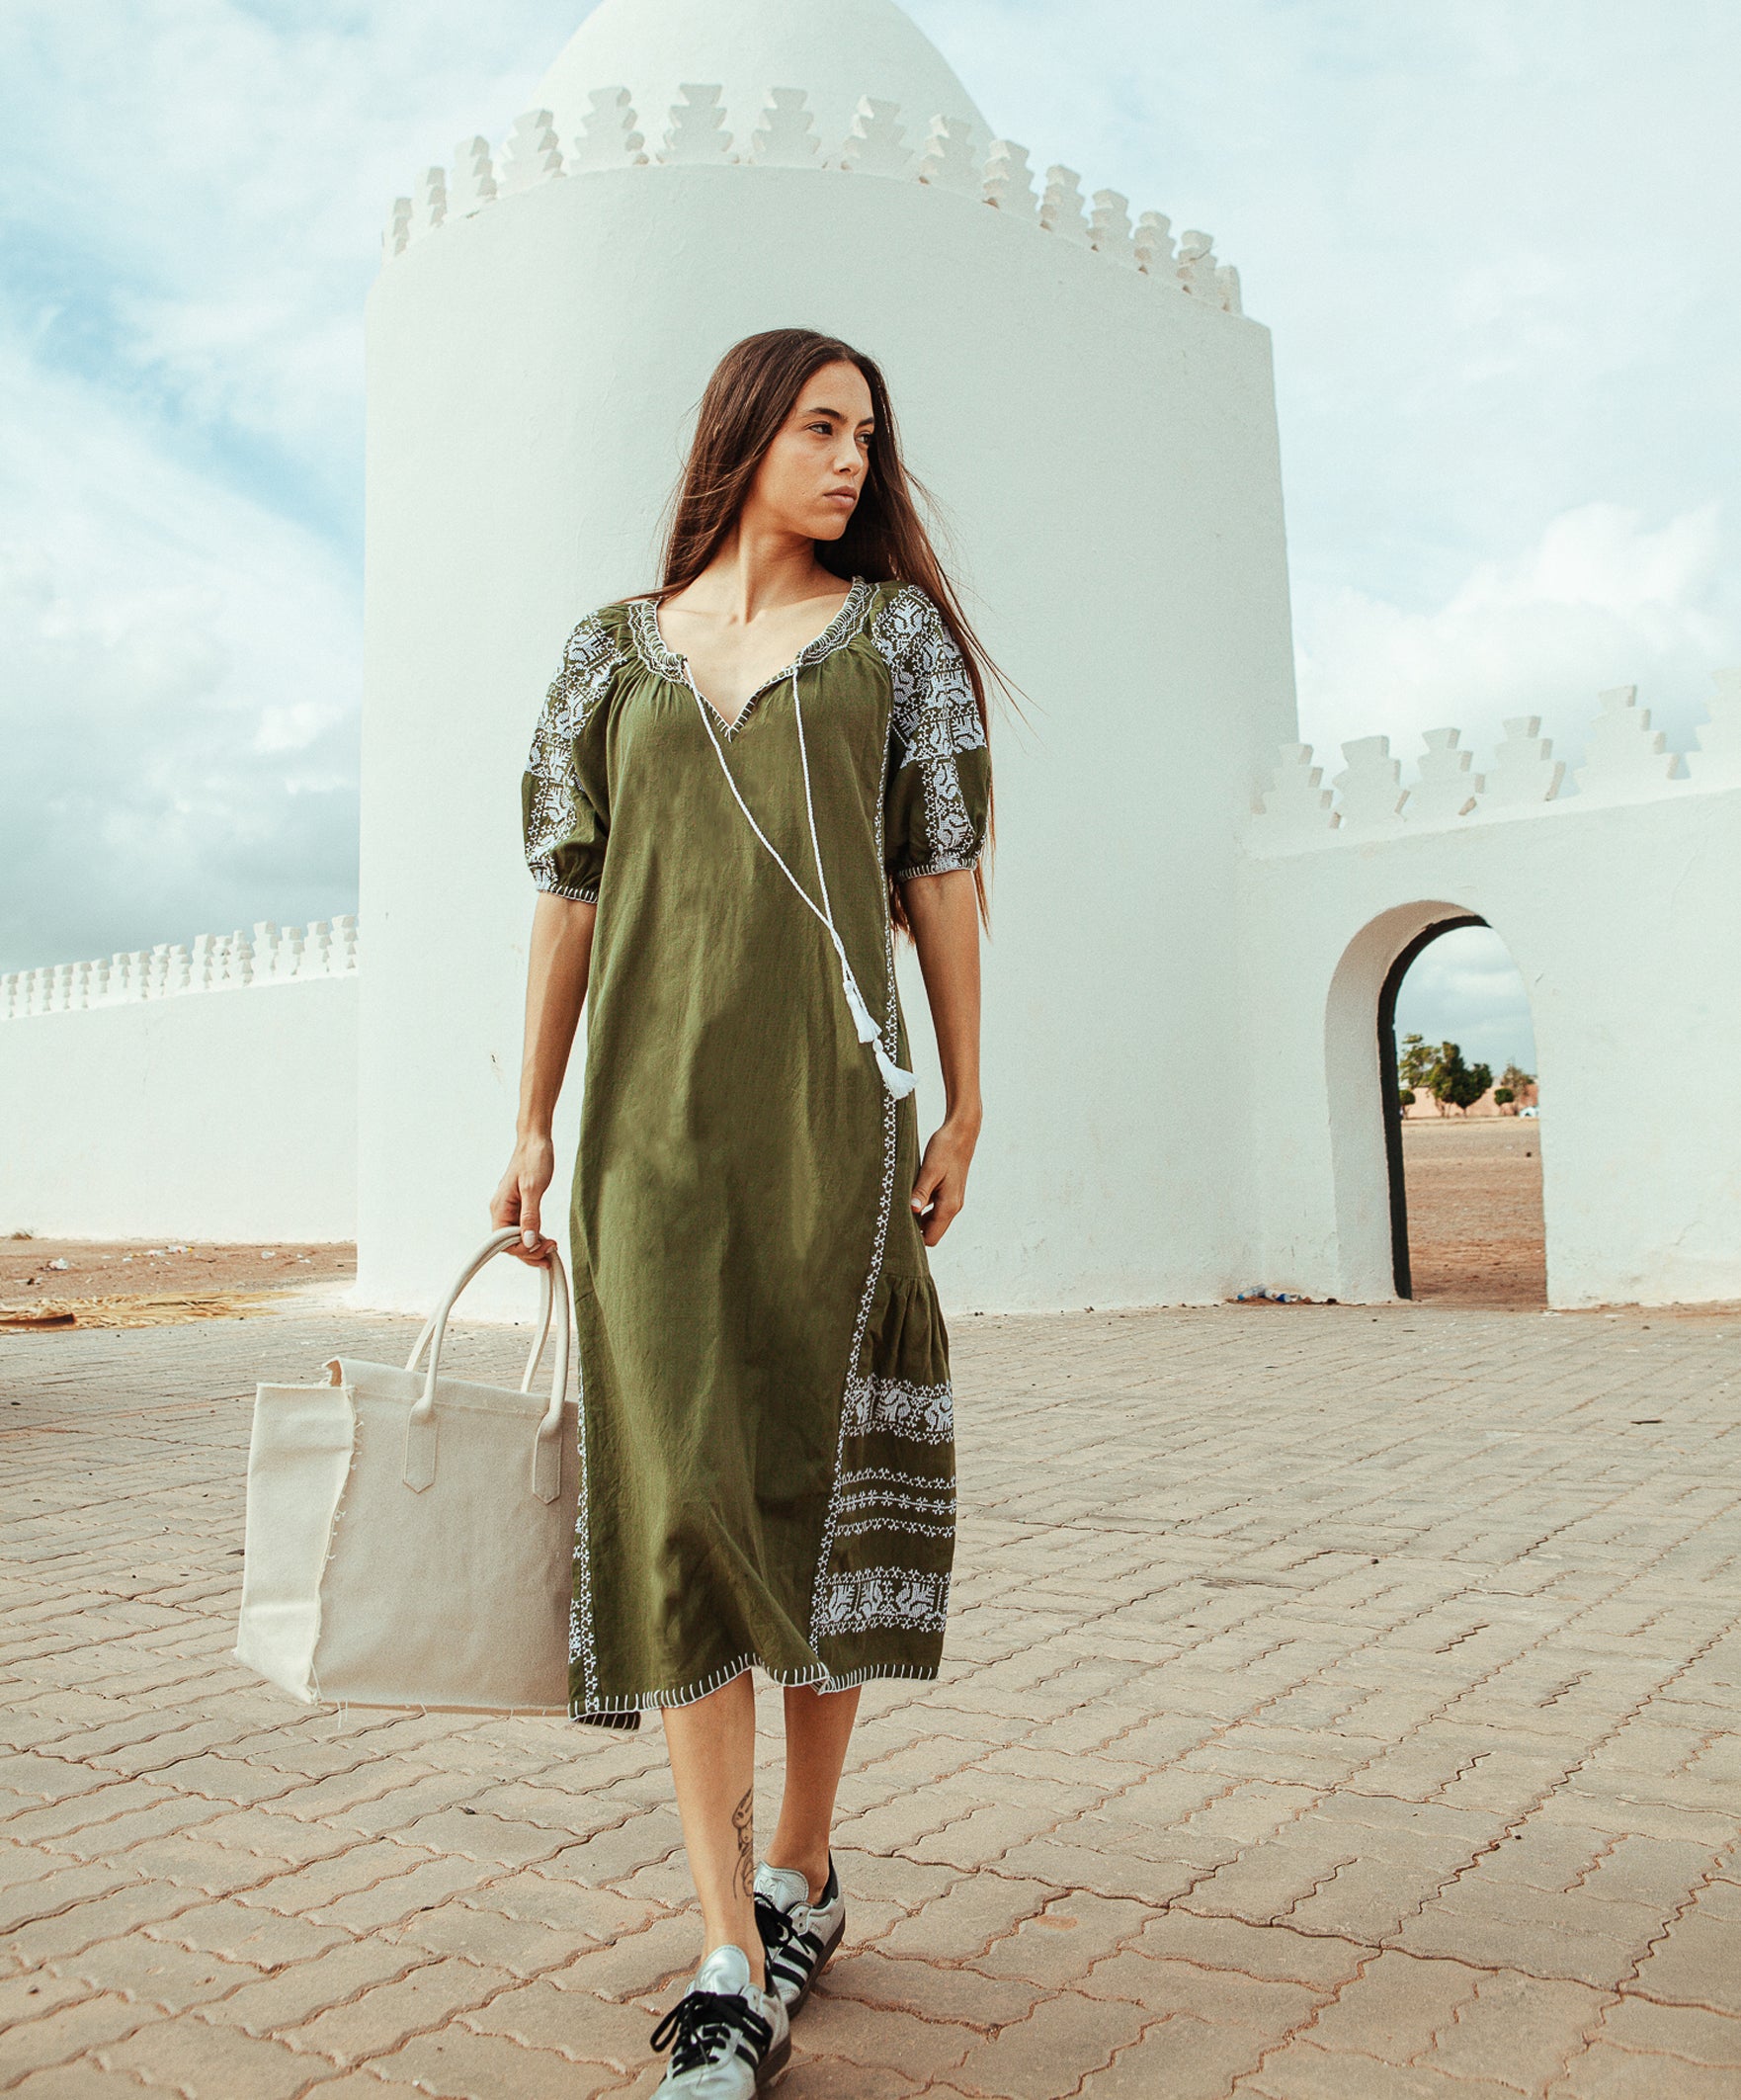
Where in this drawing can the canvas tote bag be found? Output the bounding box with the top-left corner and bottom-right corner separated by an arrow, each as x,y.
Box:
233,1227 -> 578,1715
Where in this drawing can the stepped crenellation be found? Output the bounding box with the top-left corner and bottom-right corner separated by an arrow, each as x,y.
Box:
1089,191 -> 1136,267
2,917 -> 360,1024
1409,726 -> 1483,824
451,135 -> 498,216
981,140 -> 1036,218
572,87 -> 648,172
916,115 -> 979,194
662,84 -> 733,165
502,109 -> 565,192
413,165 -> 446,241
1038,165 -> 1090,245
1175,229 -> 1220,301
1134,211 -> 1173,272
750,87 -> 819,168
380,88 -> 1246,317
1576,683 -> 1678,796
1253,672 -> 1741,844
1484,717 -> 1566,807
839,96 -> 911,178
1331,737 -> 1407,829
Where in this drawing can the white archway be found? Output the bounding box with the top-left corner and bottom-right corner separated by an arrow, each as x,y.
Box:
1323,899 -> 1525,1301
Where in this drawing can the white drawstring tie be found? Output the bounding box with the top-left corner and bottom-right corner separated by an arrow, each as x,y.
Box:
688,664 -> 917,1101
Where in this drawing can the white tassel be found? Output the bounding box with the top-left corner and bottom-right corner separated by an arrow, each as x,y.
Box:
841,970 -> 880,1046
874,1043 -> 918,1099
842,967 -> 918,1097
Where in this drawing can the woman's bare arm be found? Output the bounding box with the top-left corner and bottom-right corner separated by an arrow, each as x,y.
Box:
899,869 -> 982,1247
490,892 -> 597,1265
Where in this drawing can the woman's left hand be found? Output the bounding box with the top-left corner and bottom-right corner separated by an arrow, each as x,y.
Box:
911,1114 -> 979,1246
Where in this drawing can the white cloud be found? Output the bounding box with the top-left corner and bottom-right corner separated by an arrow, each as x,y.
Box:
1294,501 -> 1738,780
0,0 -> 586,973
929,0 -> 1741,607
0,338 -> 362,970
1392,926 -> 1536,1077
2,0 -> 1737,978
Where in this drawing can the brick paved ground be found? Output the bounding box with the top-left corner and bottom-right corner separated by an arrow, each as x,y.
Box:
3,1302 -> 1738,2098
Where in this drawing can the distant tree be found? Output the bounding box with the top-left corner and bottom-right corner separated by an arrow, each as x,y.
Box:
1494,1086 -> 1515,1108
1398,1032 -> 1436,1092
1500,1061 -> 1535,1097
1429,1043 -> 1493,1115
1399,1088 -> 1416,1108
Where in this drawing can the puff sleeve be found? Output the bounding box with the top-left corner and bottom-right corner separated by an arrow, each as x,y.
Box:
871,585 -> 991,882
521,611 -> 624,903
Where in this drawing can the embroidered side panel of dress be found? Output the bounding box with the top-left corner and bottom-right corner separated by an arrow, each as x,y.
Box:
805,585 -> 980,1654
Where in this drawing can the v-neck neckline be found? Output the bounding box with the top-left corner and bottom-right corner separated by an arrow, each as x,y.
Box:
629,577 -> 871,738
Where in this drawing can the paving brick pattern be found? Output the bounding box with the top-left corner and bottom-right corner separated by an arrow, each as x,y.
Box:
2,1302 -> 1738,2096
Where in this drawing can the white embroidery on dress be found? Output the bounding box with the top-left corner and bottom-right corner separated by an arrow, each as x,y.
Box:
841,1374 -> 954,1444
836,1467 -> 954,1510
624,579 -> 873,739
837,1485 -> 954,1514
807,753 -> 905,1647
527,613 -> 626,902
829,1470 -> 956,1560
813,1567 -> 951,1637
529,621 -> 620,1713
836,1516 -> 954,1541
836,1496 -> 955,1534
870,585 -> 986,877
568,1394 -> 601,1711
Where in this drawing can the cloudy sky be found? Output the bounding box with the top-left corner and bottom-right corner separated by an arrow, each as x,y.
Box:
5,1 -> 1736,1068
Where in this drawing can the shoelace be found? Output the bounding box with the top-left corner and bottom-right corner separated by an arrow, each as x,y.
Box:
649,1988 -> 772,2074
755,1890 -> 817,1960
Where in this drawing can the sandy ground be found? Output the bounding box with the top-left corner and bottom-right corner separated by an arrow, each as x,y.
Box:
1400,1114 -> 1544,1309
0,1226 -> 353,1310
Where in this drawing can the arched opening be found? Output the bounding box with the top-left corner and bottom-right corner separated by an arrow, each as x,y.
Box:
1379,921 -> 1543,1304
1323,901 -> 1545,1306
1377,915 -> 1484,1296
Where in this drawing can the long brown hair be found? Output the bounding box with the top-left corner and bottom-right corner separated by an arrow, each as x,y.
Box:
654,328 -> 1001,923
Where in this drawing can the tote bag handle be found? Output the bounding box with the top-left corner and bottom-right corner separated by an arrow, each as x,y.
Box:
402,1238 -> 559,1395
400,1227 -> 571,1505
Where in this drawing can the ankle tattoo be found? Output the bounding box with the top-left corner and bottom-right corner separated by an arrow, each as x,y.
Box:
731,1785 -> 754,1900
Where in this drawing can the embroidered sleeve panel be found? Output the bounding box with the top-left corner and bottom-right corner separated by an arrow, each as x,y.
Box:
524,611 -> 626,901
870,585 -> 988,881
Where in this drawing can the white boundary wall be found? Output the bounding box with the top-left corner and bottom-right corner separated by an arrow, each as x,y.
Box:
0,925 -> 358,1244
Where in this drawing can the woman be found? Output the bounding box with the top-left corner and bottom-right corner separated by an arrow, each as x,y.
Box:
492,328 -> 993,2095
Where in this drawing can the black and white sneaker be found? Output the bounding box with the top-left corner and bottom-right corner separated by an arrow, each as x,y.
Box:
754,1857 -> 847,2015
650,1944 -> 790,2095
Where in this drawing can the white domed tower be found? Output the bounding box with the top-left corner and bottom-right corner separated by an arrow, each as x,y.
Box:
536,0 -> 990,159
358,0 -> 1297,1316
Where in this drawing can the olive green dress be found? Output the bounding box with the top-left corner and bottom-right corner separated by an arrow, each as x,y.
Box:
522,576 -> 990,1726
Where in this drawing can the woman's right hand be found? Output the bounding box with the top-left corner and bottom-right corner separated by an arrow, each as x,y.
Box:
491,1134 -> 558,1266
